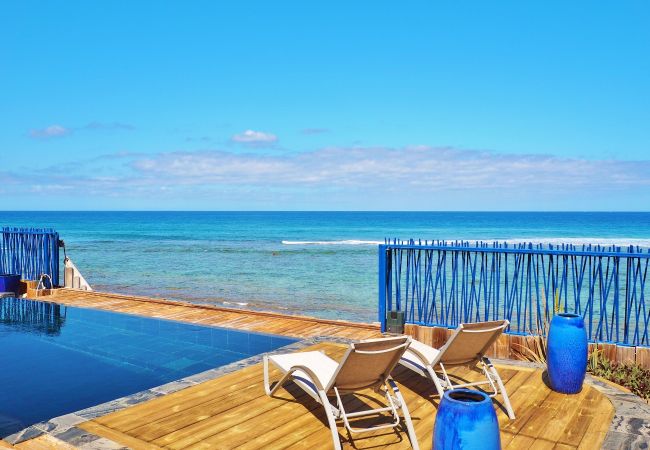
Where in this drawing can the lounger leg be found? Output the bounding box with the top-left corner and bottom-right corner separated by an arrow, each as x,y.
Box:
264,356 -> 297,398
426,366 -> 446,398
263,356 -> 272,395
389,379 -> 420,450
486,360 -> 516,420
318,390 -> 342,450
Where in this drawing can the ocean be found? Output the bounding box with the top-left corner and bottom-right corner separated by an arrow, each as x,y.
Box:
1,211 -> 649,323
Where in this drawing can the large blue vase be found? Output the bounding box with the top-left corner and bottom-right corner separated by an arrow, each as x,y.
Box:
547,313 -> 588,394
433,389 -> 501,450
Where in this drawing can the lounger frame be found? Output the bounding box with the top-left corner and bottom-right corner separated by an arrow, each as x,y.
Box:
264,337 -> 420,450
400,321 -> 516,420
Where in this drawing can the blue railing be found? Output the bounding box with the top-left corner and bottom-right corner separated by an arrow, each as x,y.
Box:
0,227 -> 61,285
379,240 -> 650,347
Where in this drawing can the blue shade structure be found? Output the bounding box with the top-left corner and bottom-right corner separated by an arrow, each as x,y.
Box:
379,240 -> 650,347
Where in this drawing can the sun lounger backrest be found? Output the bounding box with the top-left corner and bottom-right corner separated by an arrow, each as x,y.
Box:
434,320 -> 509,366
331,336 -> 410,392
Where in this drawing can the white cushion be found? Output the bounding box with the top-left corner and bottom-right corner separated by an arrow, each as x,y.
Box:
269,351 -> 339,391
403,339 -> 441,366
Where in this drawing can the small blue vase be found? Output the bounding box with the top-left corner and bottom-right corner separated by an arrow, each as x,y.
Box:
547,313 -> 588,394
433,389 -> 501,450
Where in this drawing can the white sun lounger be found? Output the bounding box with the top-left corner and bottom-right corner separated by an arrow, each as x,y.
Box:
264,336 -> 420,450
399,320 -> 516,420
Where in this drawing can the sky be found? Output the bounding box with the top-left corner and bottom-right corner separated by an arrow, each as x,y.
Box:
1,1 -> 649,211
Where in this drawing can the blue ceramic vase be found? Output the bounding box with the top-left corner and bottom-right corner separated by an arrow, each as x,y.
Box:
547,313 -> 588,394
433,389 -> 501,450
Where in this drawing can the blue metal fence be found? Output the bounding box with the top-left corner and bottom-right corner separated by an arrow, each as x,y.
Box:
0,227 -> 61,285
379,240 -> 650,347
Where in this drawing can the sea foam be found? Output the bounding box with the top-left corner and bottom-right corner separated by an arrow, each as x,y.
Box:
281,240 -> 384,246
283,237 -> 650,248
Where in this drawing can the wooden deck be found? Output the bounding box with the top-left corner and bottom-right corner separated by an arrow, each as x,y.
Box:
76,341 -> 613,449
31,289 -> 615,449
42,289 -> 381,340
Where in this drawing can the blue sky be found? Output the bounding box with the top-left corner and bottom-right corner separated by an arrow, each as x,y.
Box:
1,1 -> 649,210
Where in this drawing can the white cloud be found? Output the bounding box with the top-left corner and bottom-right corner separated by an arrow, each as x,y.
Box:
3,146 -> 649,209
231,129 -> 278,145
28,122 -> 135,139
29,125 -> 70,138
127,146 -> 650,191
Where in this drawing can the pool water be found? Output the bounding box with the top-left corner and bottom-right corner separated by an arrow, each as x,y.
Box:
0,297 -> 297,437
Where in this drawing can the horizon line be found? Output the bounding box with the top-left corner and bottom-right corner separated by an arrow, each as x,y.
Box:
1,210 -> 650,214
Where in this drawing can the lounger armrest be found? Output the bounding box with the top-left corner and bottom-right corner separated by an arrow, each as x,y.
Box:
405,346 -> 435,367
354,342 -> 410,355
285,364 -> 327,391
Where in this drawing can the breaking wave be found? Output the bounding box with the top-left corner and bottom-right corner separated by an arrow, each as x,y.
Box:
281,240 -> 383,246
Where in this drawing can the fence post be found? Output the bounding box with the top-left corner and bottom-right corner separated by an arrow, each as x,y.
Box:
378,244 -> 387,332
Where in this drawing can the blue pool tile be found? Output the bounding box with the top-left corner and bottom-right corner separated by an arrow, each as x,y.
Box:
161,357 -> 200,372
195,328 -> 212,346
226,329 -> 249,353
249,333 -> 274,354
211,328 -> 229,347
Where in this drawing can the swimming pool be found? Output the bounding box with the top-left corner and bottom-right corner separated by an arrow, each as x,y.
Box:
0,297 -> 298,437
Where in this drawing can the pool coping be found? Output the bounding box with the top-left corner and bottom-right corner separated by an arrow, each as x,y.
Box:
6,344 -> 650,449
3,335 -> 347,448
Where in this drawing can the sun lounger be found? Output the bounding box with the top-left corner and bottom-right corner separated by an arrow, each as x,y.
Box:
264,336 -> 420,449
399,320 -> 516,419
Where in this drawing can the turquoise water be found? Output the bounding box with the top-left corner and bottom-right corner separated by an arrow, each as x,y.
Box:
1,212 -> 649,322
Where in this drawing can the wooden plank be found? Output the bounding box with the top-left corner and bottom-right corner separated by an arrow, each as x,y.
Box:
520,390 -> 572,439
553,444 -> 576,450
50,289 -> 379,331
501,372 -> 554,436
403,324 -> 417,338
635,346 -> 650,369
417,325 -> 434,347
496,334 -> 511,359
13,435 -> 77,450
544,388 -> 601,446
558,410 -> 595,448
79,422 -> 163,450
597,343 -> 617,363
504,434 -> 536,449
616,345 -> 636,365
528,438 -> 558,450
432,326 -> 449,349
40,289 -> 382,342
